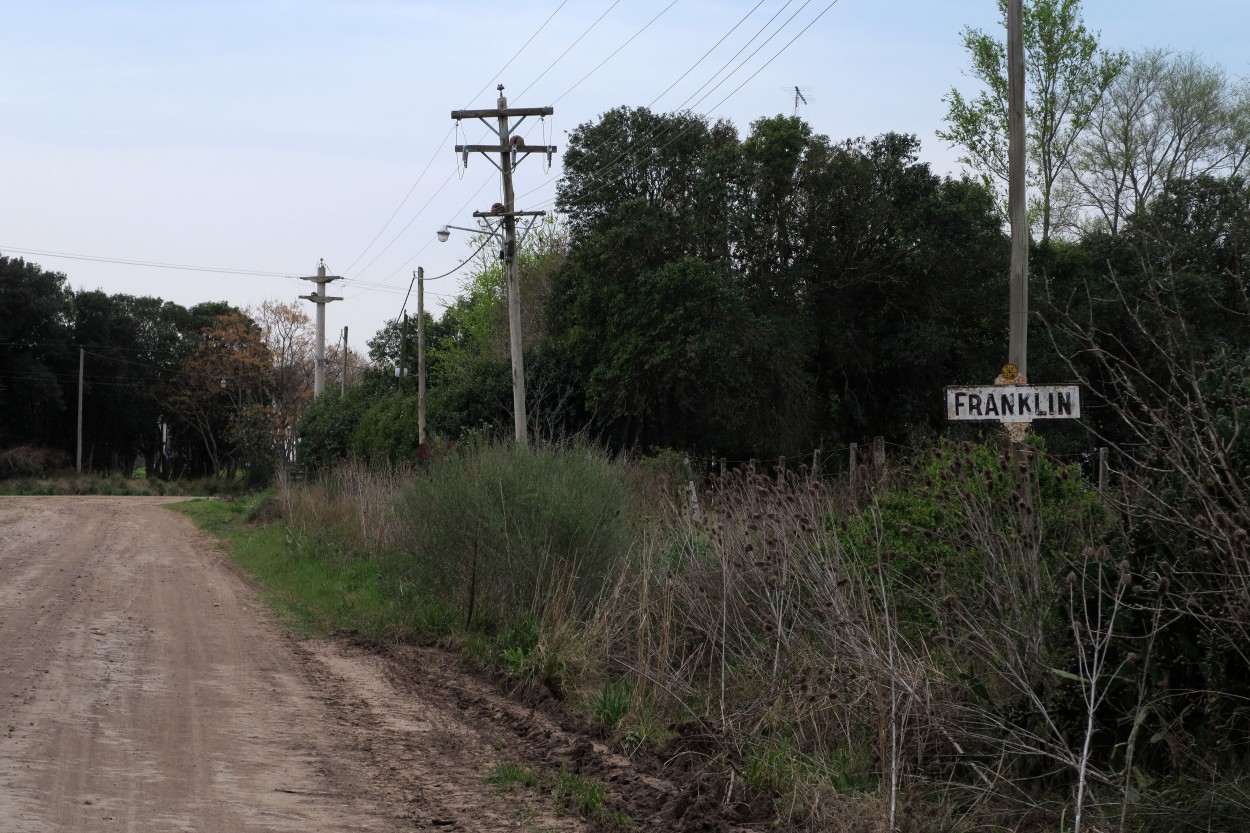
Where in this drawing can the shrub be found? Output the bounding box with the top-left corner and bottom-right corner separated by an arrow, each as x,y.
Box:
0,446 -> 69,478
387,439 -> 637,637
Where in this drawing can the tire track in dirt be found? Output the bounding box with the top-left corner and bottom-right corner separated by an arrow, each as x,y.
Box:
0,497 -> 409,831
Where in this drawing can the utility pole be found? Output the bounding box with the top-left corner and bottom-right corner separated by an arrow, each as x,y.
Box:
76,348 -> 84,474
1007,0 -> 1028,381
299,259 -> 342,398
341,326 -> 348,397
417,267 -> 427,445
452,84 -> 557,447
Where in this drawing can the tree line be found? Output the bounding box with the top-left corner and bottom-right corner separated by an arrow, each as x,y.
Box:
0,257 -> 361,482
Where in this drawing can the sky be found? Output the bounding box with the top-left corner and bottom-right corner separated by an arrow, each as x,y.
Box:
2,0 -> 1247,352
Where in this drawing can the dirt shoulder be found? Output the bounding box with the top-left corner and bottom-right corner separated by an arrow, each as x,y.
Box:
0,496 -> 746,833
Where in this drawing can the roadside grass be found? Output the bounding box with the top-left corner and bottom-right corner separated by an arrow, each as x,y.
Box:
487,762 -> 628,827
173,440 -> 1224,832
0,472 -> 235,497
174,494 -> 457,640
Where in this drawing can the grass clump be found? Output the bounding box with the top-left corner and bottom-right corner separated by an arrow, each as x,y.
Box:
486,762 -> 542,792
487,761 -> 622,826
590,678 -> 631,728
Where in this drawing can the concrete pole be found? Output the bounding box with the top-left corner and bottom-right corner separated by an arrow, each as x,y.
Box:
313,261 -> 327,396
498,87 -> 528,447
300,259 -> 342,399
417,267 -> 427,445
1007,0 -> 1029,380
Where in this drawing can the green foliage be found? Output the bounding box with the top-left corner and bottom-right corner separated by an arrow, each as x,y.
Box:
486,762 -> 541,792
551,765 -> 606,819
351,393 -> 424,465
549,110 -> 1009,454
0,257 -> 72,449
590,678 -> 631,728
387,440 -> 637,634
939,0 -> 1125,242
844,438 -> 1104,638
176,495 -> 457,640
294,379 -> 380,469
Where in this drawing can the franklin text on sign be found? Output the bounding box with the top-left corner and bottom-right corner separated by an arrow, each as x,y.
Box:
945,385 -> 1081,422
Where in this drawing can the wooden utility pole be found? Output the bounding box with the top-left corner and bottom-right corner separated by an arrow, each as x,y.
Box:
76,347 -> 84,473
452,85 -> 557,447
417,267 -> 427,445
299,259 -> 342,398
1007,0 -> 1029,380
341,326 -> 348,397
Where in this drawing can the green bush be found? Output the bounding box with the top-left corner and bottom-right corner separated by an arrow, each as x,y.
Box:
351,393 -> 424,465
296,382 -> 379,469
842,437 -> 1106,638
387,439 -> 637,636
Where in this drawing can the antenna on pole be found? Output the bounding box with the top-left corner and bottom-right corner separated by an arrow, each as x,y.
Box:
790,86 -> 810,116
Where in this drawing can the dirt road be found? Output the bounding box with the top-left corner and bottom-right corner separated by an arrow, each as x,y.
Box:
0,497 -> 606,832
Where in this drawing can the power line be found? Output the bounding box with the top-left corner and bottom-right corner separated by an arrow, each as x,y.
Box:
698,0 -> 839,115
339,126 -> 456,276
469,0 -> 571,106
523,0 -> 842,214
679,0 -> 816,114
513,0 -> 814,208
397,234 -> 494,319
340,1 -> 570,280
550,0 -> 682,105
1,246 -> 295,280
645,0 -> 771,110
517,1 -> 622,99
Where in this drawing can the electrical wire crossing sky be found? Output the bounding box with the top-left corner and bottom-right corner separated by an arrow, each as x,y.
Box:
1,0 -> 1244,346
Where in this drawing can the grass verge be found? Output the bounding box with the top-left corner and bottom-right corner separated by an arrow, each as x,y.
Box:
172,494 -> 452,640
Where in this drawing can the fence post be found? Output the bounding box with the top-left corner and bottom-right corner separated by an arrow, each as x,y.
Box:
811,448 -> 821,480
777,455 -> 786,484
1098,447 -> 1109,495
684,456 -> 702,524
872,436 -> 885,469
849,442 -> 858,492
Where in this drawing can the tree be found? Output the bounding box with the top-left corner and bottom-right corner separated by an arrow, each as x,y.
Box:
551,107 -> 1010,453
251,299 -> 315,462
799,133 -> 1010,438
65,291 -> 185,474
0,256 -> 72,450
163,309 -> 275,481
1071,49 -> 1250,234
939,0 -> 1124,245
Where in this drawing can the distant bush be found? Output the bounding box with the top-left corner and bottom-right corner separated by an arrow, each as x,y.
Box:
0,446 -> 69,478
295,383 -> 377,469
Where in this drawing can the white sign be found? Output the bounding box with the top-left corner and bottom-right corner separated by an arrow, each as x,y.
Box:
946,384 -> 1080,422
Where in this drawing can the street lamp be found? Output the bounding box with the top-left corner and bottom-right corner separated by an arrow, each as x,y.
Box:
437,223 -> 492,244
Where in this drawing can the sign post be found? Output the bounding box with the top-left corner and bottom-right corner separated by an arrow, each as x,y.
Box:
946,365 -> 1080,440
945,384 -> 1080,422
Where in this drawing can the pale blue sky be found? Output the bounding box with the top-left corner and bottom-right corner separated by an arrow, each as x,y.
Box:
2,0 -> 1246,345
